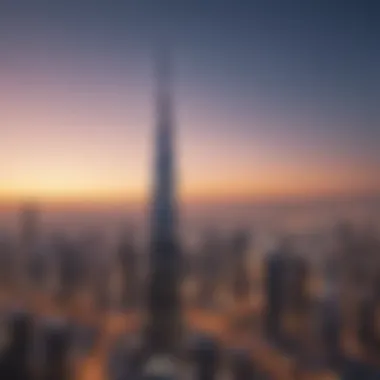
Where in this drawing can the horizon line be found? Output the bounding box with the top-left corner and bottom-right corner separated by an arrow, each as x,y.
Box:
0,191 -> 379,211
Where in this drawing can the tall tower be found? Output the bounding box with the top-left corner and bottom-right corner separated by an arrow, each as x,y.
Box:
144,49 -> 182,356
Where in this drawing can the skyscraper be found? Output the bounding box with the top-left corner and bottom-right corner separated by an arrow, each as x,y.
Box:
40,319 -> 71,380
264,237 -> 293,344
231,230 -> 251,301
0,233 -> 13,290
18,203 -> 40,292
0,311 -> 33,380
198,230 -> 223,308
144,49 -> 182,357
118,227 -> 138,309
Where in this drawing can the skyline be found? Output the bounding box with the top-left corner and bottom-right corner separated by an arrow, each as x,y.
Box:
0,1 -> 379,204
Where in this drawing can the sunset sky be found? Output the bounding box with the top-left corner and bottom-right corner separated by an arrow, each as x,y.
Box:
0,1 -> 379,204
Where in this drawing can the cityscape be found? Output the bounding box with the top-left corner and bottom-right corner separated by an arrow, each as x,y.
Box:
0,1 -> 380,380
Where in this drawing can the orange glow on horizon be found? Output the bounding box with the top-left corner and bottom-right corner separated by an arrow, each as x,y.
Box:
1,182 -> 379,211
1,51 -> 379,215
1,156 -> 380,208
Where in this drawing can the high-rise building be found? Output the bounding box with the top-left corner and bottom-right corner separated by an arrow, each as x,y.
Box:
263,237 -> 293,344
144,50 -> 182,357
0,311 -> 33,380
358,287 -> 380,358
280,252 -> 311,352
192,335 -> 220,380
18,204 -> 52,293
40,319 -> 71,380
231,230 -> 251,301
314,256 -> 342,369
118,227 -> 139,309
77,230 -> 101,290
0,232 -> 13,290
52,234 -> 82,306
18,203 -> 40,291
197,230 -> 223,308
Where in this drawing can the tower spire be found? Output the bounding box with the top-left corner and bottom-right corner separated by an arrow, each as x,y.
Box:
156,47 -> 171,129
144,47 -> 182,356
151,47 -> 177,246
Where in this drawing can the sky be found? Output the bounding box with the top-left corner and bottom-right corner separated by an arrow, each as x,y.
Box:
0,0 -> 379,205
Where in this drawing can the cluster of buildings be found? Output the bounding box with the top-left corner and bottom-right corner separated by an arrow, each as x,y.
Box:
0,53 -> 379,380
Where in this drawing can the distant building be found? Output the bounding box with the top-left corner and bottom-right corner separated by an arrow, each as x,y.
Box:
286,254 -> 310,313
263,236 -> 293,344
230,230 -> 251,301
51,234 -> 82,305
0,232 -> 14,289
40,318 -> 71,380
192,335 -> 220,380
357,275 -> 380,358
19,203 -> 40,250
315,256 -> 342,369
28,243 -> 51,290
18,203 -> 40,290
143,49 -> 182,357
108,333 -> 143,380
76,229 -> 108,310
197,229 -> 223,308
336,223 -> 380,366
77,230 -> 101,290
230,348 -> 256,380
117,227 -> 139,309
0,311 -> 33,380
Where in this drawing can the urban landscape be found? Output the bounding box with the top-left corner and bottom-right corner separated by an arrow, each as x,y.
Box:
0,1 -> 379,379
